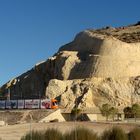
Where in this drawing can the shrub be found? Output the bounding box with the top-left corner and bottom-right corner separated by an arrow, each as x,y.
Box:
123,106 -> 133,118
71,108 -> 82,115
100,103 -> 111,121
71,108 -> 82,121
128,128 -> 140,140
21,131 -> 43,140
101,127 -> 128,140
22,127 -> 133,140
131,104 -> 140,122
63,127 -> 99,140
21,129 -> 62,140
101,129 -> 112,140
44,129 -> 62,140
110,107 -> 118,121
21,127 -> 99,140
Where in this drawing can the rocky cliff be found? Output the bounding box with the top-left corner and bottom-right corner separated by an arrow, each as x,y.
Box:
1,22 -> 140,110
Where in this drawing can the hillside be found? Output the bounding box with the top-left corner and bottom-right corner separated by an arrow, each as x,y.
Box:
1,22 -> 140,110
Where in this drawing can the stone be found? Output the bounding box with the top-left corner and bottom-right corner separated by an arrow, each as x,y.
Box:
0,121 -> 6,126
39,109 -> 65,123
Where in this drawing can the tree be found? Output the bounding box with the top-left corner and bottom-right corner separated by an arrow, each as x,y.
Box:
123,104 -> 140,122
100,104 -> 111,121
71,108 -> 82,121
132,103 -> 140,122
110,107 -> 118,121
100,104 -> 118,121
123,106 -> 132,119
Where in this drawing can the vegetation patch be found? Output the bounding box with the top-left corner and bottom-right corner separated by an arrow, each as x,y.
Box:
22,126 -> 140,140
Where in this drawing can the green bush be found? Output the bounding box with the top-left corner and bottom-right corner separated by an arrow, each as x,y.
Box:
101,127 -> 128,140
63,127 -> 99,140
128,128 -> 140,140
71,108 -> 81,115
71,108 -> 82,121
100,104 -> 118,121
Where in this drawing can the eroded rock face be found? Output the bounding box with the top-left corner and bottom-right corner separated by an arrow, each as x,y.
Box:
45,78 -> 138,110
1,24 -> 140,109
0,61 -> 49,99
59,31 -> 140,78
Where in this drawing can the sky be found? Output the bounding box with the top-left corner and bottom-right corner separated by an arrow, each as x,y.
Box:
0,0 -> 140,86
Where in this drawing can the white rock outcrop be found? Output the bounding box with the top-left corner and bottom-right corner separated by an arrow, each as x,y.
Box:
39,109 -> 65,123
1,24 -> 140,110
44,28 -> 140,109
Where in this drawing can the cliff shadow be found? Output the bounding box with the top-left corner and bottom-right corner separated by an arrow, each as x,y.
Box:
68,52 -> 100,80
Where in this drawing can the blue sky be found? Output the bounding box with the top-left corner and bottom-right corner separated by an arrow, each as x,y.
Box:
0,0 -> 140,86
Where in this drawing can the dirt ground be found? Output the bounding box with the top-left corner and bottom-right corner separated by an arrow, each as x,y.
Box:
0,122 -> 139,140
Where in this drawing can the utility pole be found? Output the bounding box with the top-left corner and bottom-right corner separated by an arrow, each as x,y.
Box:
29,114 -> 32,140
74,85 -> 78,140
